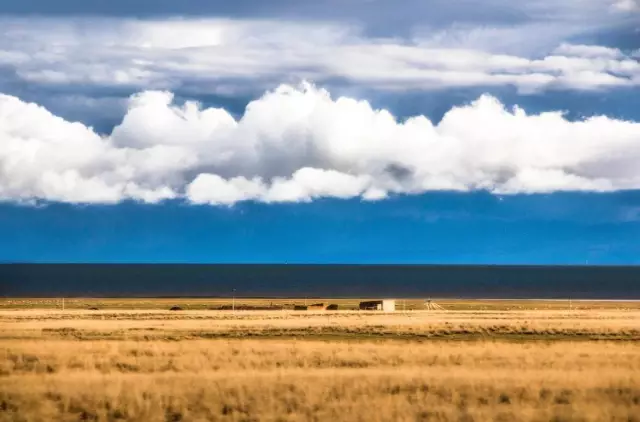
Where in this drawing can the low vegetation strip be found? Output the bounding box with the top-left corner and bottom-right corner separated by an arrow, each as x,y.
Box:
2,340 -> 639,375
3,297 -> 640,311
1,309 -> 639,341
15,325 -> 640,342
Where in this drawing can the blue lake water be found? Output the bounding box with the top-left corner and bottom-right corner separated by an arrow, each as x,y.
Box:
1,264 -> 640,299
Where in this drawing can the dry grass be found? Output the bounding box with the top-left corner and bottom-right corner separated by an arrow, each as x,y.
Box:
1,340 -> 639,421
1,305 -> 639,421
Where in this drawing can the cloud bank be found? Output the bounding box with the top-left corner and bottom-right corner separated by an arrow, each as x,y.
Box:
2,83 -> 640,205
1,18 -> 639,96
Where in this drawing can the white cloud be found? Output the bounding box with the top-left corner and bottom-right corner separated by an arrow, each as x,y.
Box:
187,168 -> 372,205
553,43 -> 623,59
0,92 -> 179,203
266,169 -> 372,203
613,0 -> 640,11
2,83 -> 640,205
0,18 -> 639,95
187,174 -> 264,206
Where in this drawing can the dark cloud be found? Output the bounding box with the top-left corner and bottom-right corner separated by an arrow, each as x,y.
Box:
0,1 -> 633,41
0,0 -> 532,37
588,23 -> 640,51
0,0 -> 525,21
384,164 -> 414,182
1,0 -> 638,134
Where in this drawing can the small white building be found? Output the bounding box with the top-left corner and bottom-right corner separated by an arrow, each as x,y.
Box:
382,299 -> 396,312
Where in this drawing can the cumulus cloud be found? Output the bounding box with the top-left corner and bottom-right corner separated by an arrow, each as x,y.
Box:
2,83 -> 640,205
0,18 -> 639,95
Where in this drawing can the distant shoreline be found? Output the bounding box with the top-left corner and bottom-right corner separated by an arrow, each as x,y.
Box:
3,296 -> 640,301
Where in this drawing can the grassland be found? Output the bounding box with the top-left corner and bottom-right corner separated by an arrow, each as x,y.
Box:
1,299 -> 639,421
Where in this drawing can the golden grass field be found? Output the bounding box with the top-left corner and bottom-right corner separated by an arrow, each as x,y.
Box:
1,298 -> 639,421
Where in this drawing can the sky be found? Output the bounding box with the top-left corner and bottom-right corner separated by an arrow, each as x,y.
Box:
0,0 -> 640,264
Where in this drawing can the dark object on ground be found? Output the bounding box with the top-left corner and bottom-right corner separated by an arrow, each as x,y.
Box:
169,306 -> 183,311
359,300 -> 384,310
294,305 -> 308,311
214,305 -> 284,311
326,304 -> 339,310
87,307 -> 99,311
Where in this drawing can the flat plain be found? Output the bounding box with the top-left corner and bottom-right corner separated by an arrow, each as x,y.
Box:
1,298 -> 639,421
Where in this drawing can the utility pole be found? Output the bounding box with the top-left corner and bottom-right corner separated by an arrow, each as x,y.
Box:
232,288 -> 236,312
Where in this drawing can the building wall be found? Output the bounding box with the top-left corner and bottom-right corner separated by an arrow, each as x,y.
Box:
382,300 -> 396,312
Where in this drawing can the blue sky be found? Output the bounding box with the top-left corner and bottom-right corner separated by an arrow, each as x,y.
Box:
0,0 -> 639,263
3,192 -> 640,264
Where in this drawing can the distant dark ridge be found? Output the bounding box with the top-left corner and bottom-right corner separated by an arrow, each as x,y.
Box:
1,264 -> 640,299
